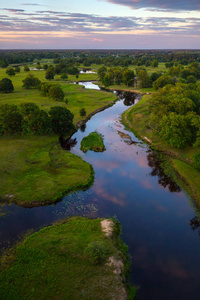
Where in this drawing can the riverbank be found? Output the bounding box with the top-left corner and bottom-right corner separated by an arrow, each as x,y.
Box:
0,72 -> 117,207
0,216 -> 136,300
0,136 -> 94,207
122,95 -> 200,204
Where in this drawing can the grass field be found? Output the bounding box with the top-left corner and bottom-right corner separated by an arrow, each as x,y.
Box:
0,67 -> 116,206
0,216 -> 135,300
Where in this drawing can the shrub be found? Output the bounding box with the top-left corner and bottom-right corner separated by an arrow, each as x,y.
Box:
193,153 -> 200,171
80,108 -> 86,117
84,241 -> 106,264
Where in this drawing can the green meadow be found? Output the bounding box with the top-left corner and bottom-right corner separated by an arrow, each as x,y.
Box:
0,216 -> 134,299
0,66 -> 116,206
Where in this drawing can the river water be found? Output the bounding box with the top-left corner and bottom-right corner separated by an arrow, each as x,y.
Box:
1,82 -> 200,299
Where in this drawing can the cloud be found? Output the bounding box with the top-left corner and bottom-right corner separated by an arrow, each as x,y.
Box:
21,3 -> 41,5
2,8 -> 25,13
106,0 -> 200,11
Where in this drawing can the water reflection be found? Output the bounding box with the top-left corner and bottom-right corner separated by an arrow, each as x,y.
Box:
147,152 -> 181,193
115,90 -> 139,106
190,216 -> 200,237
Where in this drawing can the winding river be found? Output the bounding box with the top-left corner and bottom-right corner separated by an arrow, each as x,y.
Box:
1,82 -> 200,299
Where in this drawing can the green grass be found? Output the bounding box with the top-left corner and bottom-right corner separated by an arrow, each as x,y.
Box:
0,136 -> 94,207
0,67 -> 117,206
0,68 -> 115,124
80,132 -> 106,153
0,216 -> 134,300
122,94 -> 200,204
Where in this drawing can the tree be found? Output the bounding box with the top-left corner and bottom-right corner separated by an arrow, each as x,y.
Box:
22,74 -> 41,89
0,104 -> 22,135
98,66 -> 107,81
0,78 -> 14,93
24,65 -> 30,72
6,68 -> 15,76
137,69 -> 152,88
14,66 -> 20,73
159,112 -> 193,148
153,75 -> 175,90
43,64 -> 48,70
49,106 -> 76,136
123,68 -> 135,86
60,73 -> 68,80
48,85 -> 64,101
19,103 -> 52,135
80,108 -> 86,117
45,68 -> 55,80
151,60 -> 159,68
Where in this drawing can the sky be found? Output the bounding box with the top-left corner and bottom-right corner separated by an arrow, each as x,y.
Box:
0,0 -> 200,49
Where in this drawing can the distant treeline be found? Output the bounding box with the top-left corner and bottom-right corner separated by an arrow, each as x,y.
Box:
1,49 -> 200,68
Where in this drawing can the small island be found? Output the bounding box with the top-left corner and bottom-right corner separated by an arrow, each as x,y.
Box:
80,132 -> 106,153
0,217 -> 135,300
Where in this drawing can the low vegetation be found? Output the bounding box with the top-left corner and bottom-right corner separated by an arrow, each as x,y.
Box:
0,137 -> 94,207
0,216 -> 135,299
81,132 -> 106,153
122,89 -> 200,204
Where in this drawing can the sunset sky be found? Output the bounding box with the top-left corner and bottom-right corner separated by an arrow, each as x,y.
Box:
0,0 -> 200,49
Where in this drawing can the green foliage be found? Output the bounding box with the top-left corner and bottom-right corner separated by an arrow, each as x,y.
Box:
151,60 -> 158,67
45,68 -> 55,80
0,104 -> 22,135
193,153 -> 200,171
48,84 -> 64,101
0,78 -> 14,93
80,108 -> 86,117
43,64 -> 48,70
153,74 -> 175,90
22,74 -> 41,89
6,67 -> 15,76
84,240 -> 107,264
123,68 -> 135,86
24,65 -> 30,72
98,65 -> 107,81
60,72 -> 68,80
20,103 -> 52,135
49,106 -> 75,136
14,66 -> 20,73
81,132 -> 106,152
159,113 -> 193,148
137,68 -> 152,88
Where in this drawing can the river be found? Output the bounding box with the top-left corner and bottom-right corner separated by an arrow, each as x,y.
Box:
1,82 -> 200,299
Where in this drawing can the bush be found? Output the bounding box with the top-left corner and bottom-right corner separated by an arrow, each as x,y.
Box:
22,74 -> 41,89
80,108 -> 86,117
193,153 -> 200,171
84,241 -> 106,264
0,78 -> 14,93
24,65 -> 30,72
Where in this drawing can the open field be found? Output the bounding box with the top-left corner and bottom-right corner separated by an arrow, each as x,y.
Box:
0,216 -> 134,299
0,67 -> 116,206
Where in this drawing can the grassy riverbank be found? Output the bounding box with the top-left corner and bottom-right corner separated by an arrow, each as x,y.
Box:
81,132 -> 106,153
122,95 -> 200,204
0,67 -> 116,206
0,216 -> 135,300
0,136 -> 94,207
